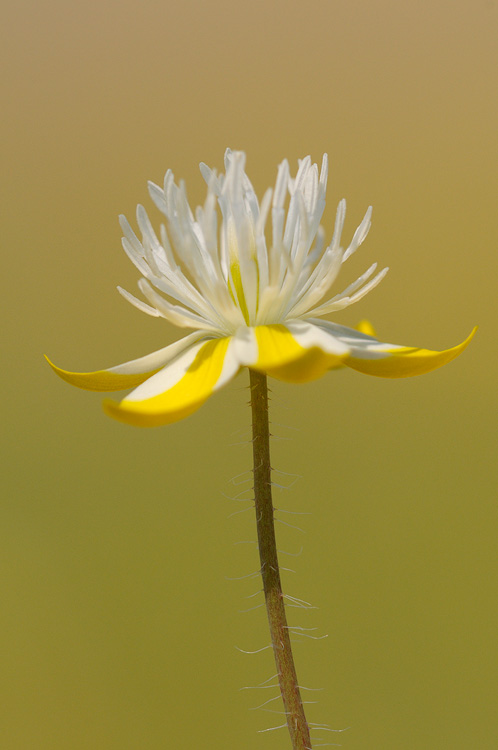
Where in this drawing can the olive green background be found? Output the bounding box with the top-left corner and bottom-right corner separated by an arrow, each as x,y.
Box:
2,0 -> 497,748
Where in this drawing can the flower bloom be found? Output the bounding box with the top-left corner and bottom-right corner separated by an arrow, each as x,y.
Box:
47,150 -> 475,427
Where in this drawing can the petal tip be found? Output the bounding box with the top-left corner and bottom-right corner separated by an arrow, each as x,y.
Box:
45,354 -> 78,385
102,398 -> 159,428
102,397 -> 204,428
355,320 -> 377,337
45,353 -> 155,392
451,326 -> 477,355
102,398 -> 152,428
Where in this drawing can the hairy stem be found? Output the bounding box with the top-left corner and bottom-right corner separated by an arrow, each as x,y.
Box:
249,369 -> 312,750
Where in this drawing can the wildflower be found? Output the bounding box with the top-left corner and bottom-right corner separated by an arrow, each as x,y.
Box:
47,150 -> 474,426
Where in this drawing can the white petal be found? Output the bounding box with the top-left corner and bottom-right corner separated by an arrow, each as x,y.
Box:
109,332 -> 210,375
232,326 -> 259,366
117,286 -> 160,317
283,320 -> 351,356
343,206 -> 372,261
138,279 -> 217,330
309,319 -> 404,358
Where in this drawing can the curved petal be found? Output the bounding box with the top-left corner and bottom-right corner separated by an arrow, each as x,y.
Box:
245,322 -> 350,384
45,331 -> 207,392
103,336 -> 239,427
313,320 -> 477,378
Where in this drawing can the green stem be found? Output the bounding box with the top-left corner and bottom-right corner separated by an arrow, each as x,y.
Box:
249,369 -> 312,750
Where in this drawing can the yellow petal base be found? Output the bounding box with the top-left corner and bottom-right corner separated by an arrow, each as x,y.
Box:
252,325 -> 345,383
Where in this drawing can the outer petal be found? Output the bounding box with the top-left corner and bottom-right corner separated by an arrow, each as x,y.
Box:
45,332 -> 207,392
313,320 -> 476,378
103,336 -> 239,427
239,322 -> 350,383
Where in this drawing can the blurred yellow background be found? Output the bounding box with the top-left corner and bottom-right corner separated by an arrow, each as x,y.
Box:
2,0 -> 497,747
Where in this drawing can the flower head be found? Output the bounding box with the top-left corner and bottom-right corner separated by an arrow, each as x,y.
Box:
47,150 -> 475,426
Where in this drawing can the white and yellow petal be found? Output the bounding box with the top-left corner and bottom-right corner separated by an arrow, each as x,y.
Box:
47,151 -> 476,427
45,331 -> 208,392
103,336 -> 240,427
233,321 -> 350,384
312,319 -> 477,378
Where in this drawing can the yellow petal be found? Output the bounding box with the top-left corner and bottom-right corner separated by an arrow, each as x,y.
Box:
345,327 -> 477,378
355,319 -> 376,337
103,337 -> 236,427
44,355 -> 158,392
252,324 -> 346,383
45,332 -> 207,392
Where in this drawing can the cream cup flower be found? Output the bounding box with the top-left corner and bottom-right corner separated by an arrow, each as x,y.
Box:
47,150 -> 475,427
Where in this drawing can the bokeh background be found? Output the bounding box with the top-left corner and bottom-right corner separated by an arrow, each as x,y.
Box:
2,0 -> 497,747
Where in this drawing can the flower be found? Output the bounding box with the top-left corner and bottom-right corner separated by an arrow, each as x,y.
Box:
47,150 -> 475,427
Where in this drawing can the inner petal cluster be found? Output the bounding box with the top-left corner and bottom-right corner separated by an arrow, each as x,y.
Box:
118,149 -> 388,336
